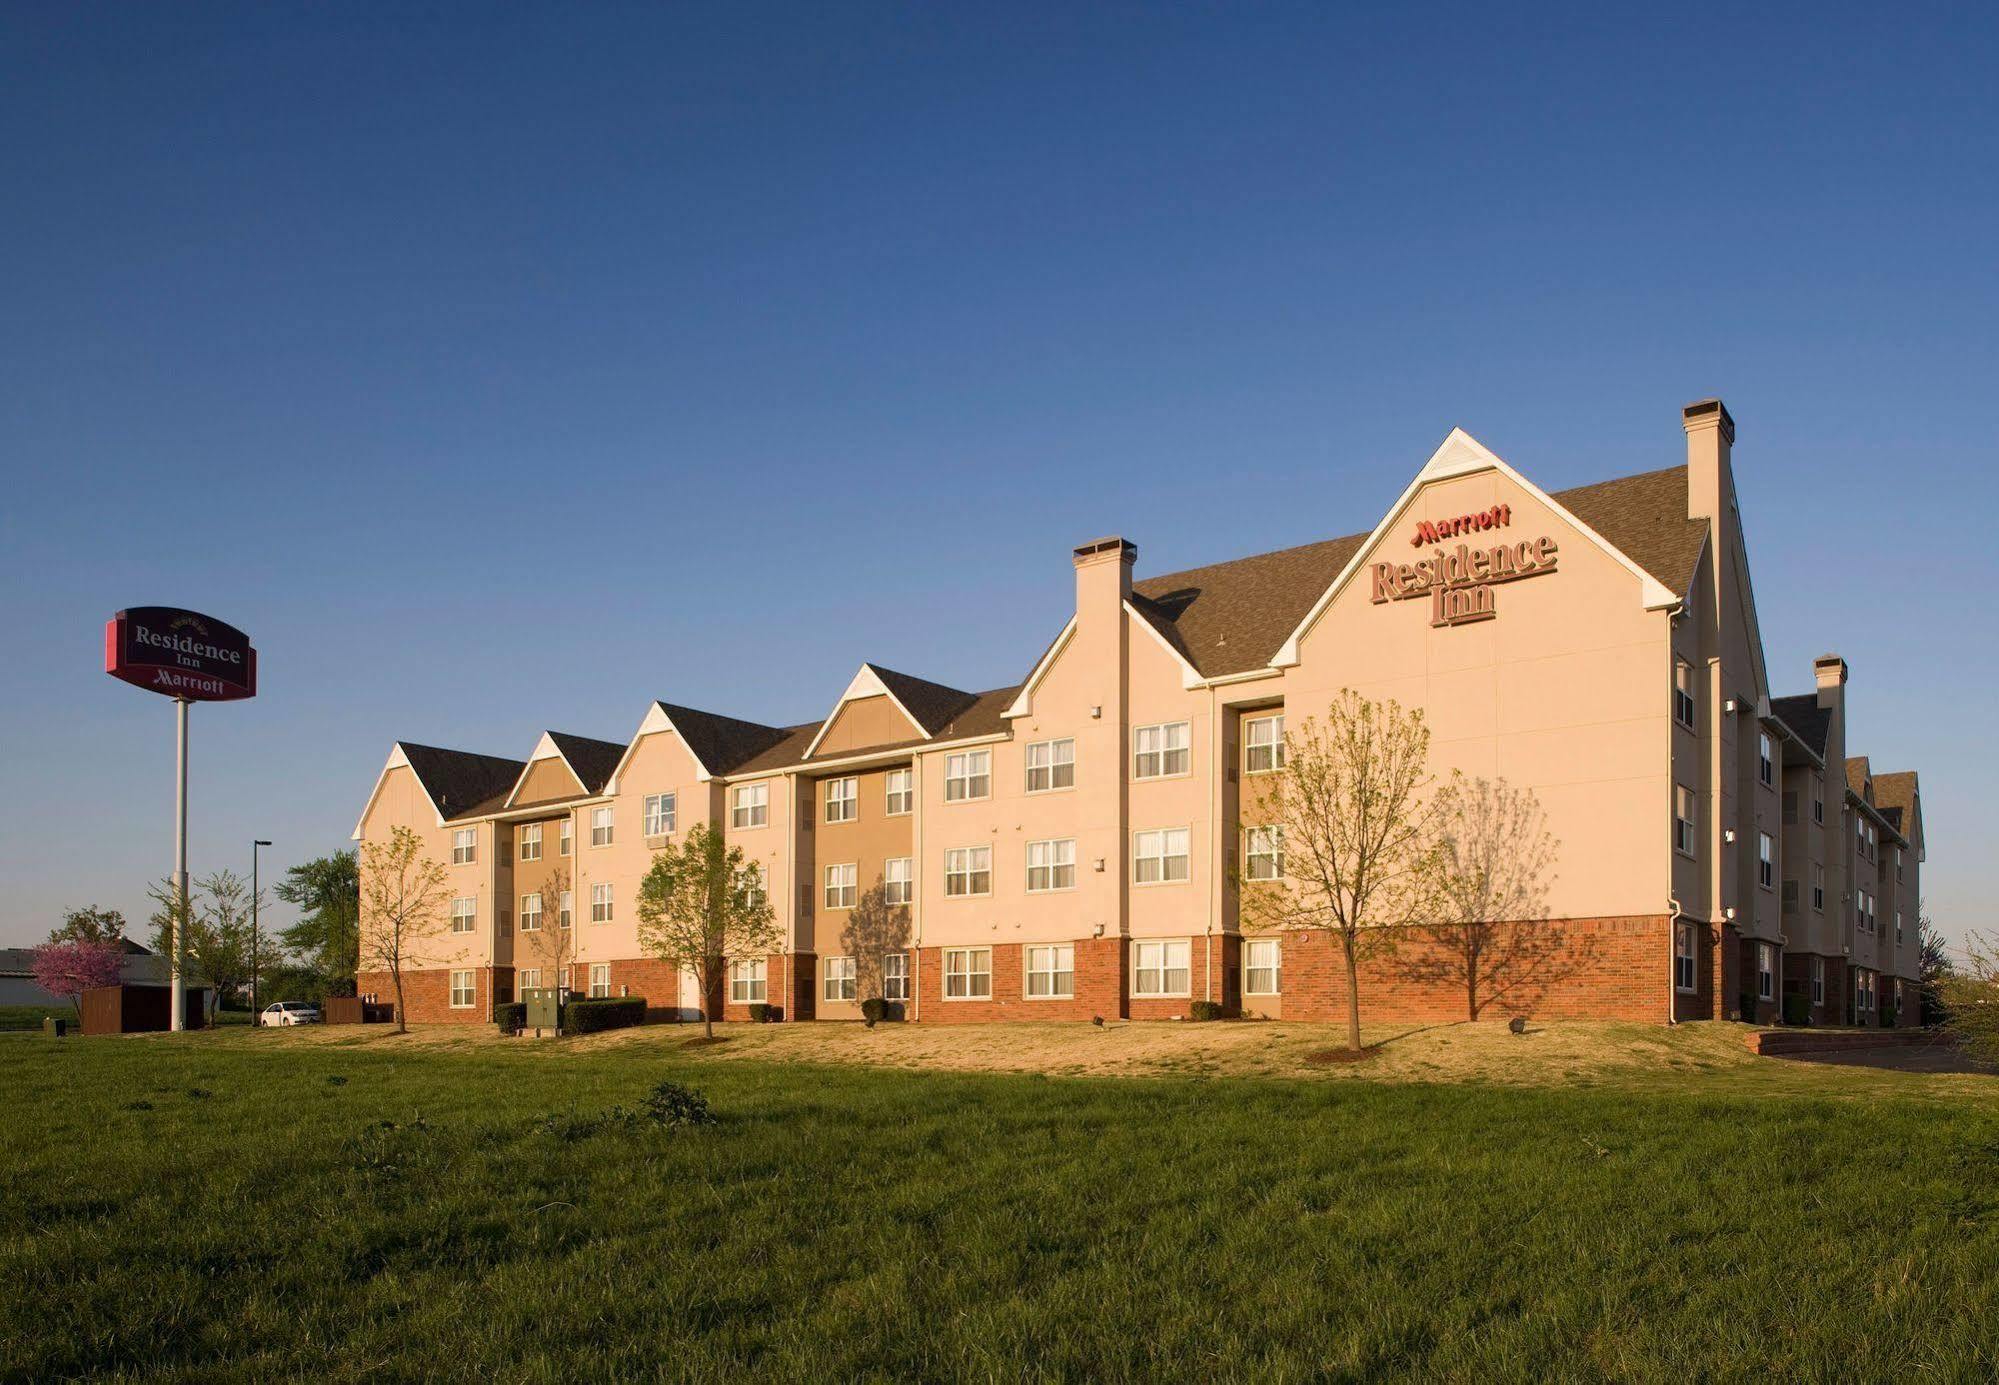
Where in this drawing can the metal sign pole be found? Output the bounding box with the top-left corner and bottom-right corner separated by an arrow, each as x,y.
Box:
172,697 -> 189,1033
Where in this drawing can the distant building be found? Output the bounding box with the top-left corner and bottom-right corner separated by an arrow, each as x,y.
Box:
0,939 -> 216,1011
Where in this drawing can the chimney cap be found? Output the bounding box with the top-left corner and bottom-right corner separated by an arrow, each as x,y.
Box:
1814,653 -> 1848,684
1682,397 -> 1736,443
1072,535 -> 1137,566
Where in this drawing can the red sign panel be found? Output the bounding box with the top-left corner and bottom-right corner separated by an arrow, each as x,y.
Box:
104,607 -> 257,701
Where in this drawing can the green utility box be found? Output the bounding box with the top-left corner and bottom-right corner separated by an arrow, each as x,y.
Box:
522,986 -> 563,1036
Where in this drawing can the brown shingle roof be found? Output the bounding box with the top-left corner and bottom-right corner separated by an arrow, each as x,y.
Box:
869,666 -> 982,736
1872,771 -> 1921,846
652,703 -> 796,776
399,743 -> 528,822
547,732 -> 627,796
1770,695 -> 1832,760
1846,756 -> 1871,799
726,685 -> 1023,777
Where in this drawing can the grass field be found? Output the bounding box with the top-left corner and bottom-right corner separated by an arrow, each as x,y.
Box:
4,1021 -> 1996,1381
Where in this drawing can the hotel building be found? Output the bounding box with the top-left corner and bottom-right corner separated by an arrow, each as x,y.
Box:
354,399 -> 1926,1028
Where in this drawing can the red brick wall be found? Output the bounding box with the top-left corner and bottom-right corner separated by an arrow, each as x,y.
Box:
357,967 -> 494,1025
723,952 -> 800,1023
912,938 -> 1124,1022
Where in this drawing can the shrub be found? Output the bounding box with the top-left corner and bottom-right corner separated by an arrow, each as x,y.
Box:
493,1002 -> 526,1036
1188,1000 -> 1227,1022
1879,1004 -> 1897,1029
1782,993 -> 1811,1027
642,1080 -> 715,1128
1738,993 -> 1759,1022
565,997 -> 647,1034
861,996 -> 905,1026
748,1003 -> 783,1024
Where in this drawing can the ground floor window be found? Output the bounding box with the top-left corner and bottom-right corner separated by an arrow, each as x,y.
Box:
1857,969 -> 1876,1013
944,947 -> 992,999
883,952 -> 910,1002
1812,956 -> 1824,1006
1756,943 -> 1775,1001
824,955 -> 857,1002
1132,939 -> 1191,997
1025,944 -> 1074,999
729,958 -> 766,1003
589,964 -> 610,998
1245,937 -> 1281,995
1673,923 -> 1697,994
449,970 -> 475,1008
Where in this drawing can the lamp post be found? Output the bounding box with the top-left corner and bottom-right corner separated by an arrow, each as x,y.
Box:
252,839 -> 272,1018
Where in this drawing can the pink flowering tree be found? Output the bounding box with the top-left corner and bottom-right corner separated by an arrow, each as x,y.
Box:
31,940 -> 125,1015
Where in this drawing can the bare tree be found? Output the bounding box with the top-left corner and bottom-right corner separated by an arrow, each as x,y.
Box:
1237,690 -> 1440,1053
147,870 -> 263,1013
358,826 -> 453,1033
1410,774 -> 1563,1021
840,878 -> 912,1013
636,822 -> 779,1040
517,865 -> 576,998
1939,929 -> 1999,1064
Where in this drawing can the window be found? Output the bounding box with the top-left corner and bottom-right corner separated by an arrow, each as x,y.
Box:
1673,785 -> 1697,856
1812,782 -> 1823,825
823,955 -> 856,1002
559,889 -> 573,929
1025,738 -> 1076,793
1673,660 -> 1697,729
520,823 -> 542,861
1244,715 -> 1285,774
1674,923 -> 1697,993
1245,938 -> 1281,995
1132,939 -> 1190,997
1133,721 -> 1190,779
744,862 -> 767,909
519,892 -> 543,931
1025,944 -> 1074,999
1244,826 -> 1284,881
1812,956 -> 1825,1006
885,768 -> 913,816
883,952 -> 910,1002
1758,732 -> 1773,788
945,750 -> 991,802
1895,846 -> 1904,882
944,846 -> 991,897
518,967 -> 542,992
1857,969 -> 1875,1013
1026,838 -> 1076,892
1756,942 -> 1775,1001
559,818 -> 572,856
645,793 -> 676,838
944,947 -> 992,999
824,777 -> 858,824
591,882 -> 613,923
729,958 -> 766,1003
449,970 -> 475,1008
884,856 -> 913,906
732,783 -> 768,829
450,897 -> 476,934
590,806 -> 614,847
1812,864 -> 1825,912
452,828 -> 477,865
1134,828 -> 1190,884
1856,889 -> 1875,934
824,862 -> 857,910
589,964 -> 610,999
1758,832 -> 1774,889
1895,910 -> 1904,945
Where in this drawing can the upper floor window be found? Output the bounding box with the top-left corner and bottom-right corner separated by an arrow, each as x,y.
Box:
590,806 -> 614,847
1025,738 -> 1076,793
451,828 -> 477,865
1757,832 -> 1775,889
559,818 -> 573,856
519,823 -> 542,861
1812,863 -> 1825,912
1673,660 -> 1697,730
1133,722 -> 1190,779
884,856 -> 913,906
450,897 -> 476,933
944,846 -> 991,897
519,892 -> 543,932
824,862 -> 857,910
559,889 -> 573,929
1244,715 -> 1285,774
944,751 -> 991,802
1245,826 -> 1284,881
1134,827 -> 1191,885
731,783 -> 768,829
885,768 -> 913,816
1758,733 -> 1773,788
1673,785 -> 1697,857
1895,846 -> 1903,881
590,882 -> 613,923
1026,838 -> 1076,892
824,778 -> 858,824
743,861 -> 767,909
645,793 -> 677,838
1812,781 -> 1824,825
1896,910 -> 1904,945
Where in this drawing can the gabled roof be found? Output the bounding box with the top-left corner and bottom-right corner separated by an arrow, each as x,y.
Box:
1769,694 -> 1833,760
729,684 -> 1022,777
400,742 -> 528,821
546,732 -> 626,796
1846,756 -> 1872,800
869,666 -> 983,737
1873,771 -> 1922,849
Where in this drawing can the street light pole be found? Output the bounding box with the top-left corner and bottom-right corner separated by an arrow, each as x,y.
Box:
252,839 -> 272,1018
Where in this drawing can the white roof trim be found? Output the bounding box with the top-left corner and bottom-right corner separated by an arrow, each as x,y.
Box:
351,743 -> 445,840
1123,599 -> 1203,690
1003,616 -> 1077,719
604,702 -> 716,794
500,731 -> 587,809
1271,427 -> 1681,667
800,664 -> 931,760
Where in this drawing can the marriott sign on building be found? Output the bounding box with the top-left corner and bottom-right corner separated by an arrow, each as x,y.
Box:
355,399 -> 1925,1028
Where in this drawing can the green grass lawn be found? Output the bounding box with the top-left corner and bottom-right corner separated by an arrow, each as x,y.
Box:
4,1028 -> 1996,1381
0,1003 -> 80,1031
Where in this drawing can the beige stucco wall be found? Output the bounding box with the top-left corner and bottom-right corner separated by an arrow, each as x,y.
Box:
356,763 -> 487,977
815,695 -> 920,757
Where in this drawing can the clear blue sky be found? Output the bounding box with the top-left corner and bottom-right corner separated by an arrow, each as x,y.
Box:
2,3 -> 1992,953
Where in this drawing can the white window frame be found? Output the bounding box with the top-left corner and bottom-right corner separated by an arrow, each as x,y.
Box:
1133,721 -> 1191,780
1674,922 -> 1697,994
1024,738 -> 1076,793
729,958 -> 767,1003
518,967 -> 543,992
644,792 -> 677,838
1812,863 -> 1825,913
519,823 -> 542,861
1812,956 -> 1825,1006
519,892 -> 543,932
943,947 -> 992,1000
1244,714 -> 1285,774
944,845 -> 992,898
1131,939 -> 1191,997
1244,937 -> 1281,995
1673,784 -> 1697,857
884,856 -> 913,906
559,817 -> 572,856
1026,838 -> 1076,893
1756,942 -> 1775,1001
1134,827 -> 1191,885
589,963 -> 611,999
1673,659 -> 1696,730
1244,825 -> 1284,881
883,952 -> 910,1002
1812,782 -> 1824,825
558,889 -> 573,929
451,828 -> 477,865
823,955 -> 857,1002
1758,832 -> 1775,890
824,862 -> 857,910
449,969 -> 475,1009
944,750 -> 991,803
590,881 -> 613,924
884,768 -> 913,816
1895,909 -> 1903,945
1025,944 -> 1074,999
1758,732 -> 1774,788
744,861 -> 767,909
731,782 -> 769,829
590,805 -> 614,848
450,896 -> 476,934
824,777 -> 859,824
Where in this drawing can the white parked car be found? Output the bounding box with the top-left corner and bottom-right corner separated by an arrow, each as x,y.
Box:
259,1001 -> 321,1027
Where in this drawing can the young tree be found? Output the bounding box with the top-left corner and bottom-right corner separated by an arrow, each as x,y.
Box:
840,877 -> 912,1010
147,870 -> 261,1011
518,866 -> 576,997
48,906 -> 129,947
1918,908 -> 1952,1026
1237,690 -> 1441,1053
1937,930 -> 1999,1064
636,822 -> 778,1040
30,939 -> 125,1016
1410,774 -> 1562,1021
358,826 -> 453,1034
274,850 -> 361,995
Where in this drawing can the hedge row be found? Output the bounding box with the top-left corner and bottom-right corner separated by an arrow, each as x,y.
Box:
565,996 -> 648,1033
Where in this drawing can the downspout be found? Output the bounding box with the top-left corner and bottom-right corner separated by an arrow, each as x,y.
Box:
1666,895 -> 1683,1025
1206,684 -> 1219,1005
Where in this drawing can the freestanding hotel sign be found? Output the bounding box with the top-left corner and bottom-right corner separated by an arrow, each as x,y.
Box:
104,607 -> 258,1031
1370,504 -> 1560,627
